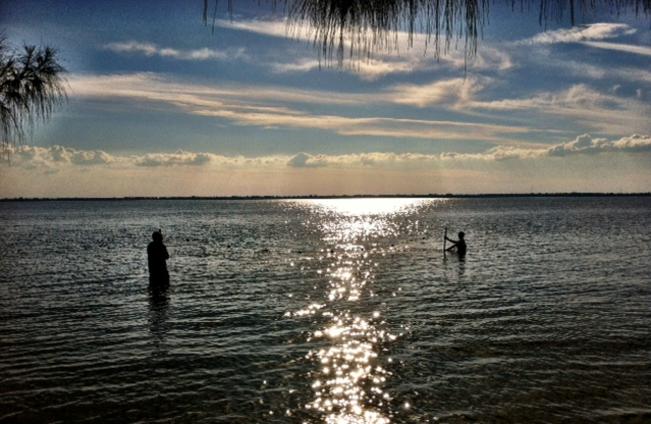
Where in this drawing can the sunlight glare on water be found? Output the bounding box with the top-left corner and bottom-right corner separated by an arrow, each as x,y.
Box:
301,198 -> 434,217
297,198 -> 438,244
291,198 -> 435,423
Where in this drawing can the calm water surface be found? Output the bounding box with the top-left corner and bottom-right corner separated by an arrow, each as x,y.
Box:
1,197 -> 650,423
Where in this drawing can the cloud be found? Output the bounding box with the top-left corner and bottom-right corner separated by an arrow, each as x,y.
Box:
104,41 -> 248,61
389,77 -> 484,108
548,133 -> 651,156
523,23 -> 650,58
5,134 -> 650,178
67,71 -> 649,145
579,41 -> 651,57
217,19 -> 296,40
4,145 -> 287,171
192,108 -> 530,143
614,134 -> 651,151
527,23 -> 636,44
271,59 -> 321,73
466,84 -> 651,135
538,59 -> 651,85
468,84 -> 610,111
135,151 -> 213,167
287,152 -> 325,168
218,18 -> 513,79
106,41 -> 159,55
272,58 -> 417,80
271,46 -> 513,80
70,72 -> 367,106
11,145 -> 114,170
68,73 -> 538,144
286,134 -> 651,167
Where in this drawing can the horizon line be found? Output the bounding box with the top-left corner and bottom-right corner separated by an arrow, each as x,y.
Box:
2,192 -> 650,201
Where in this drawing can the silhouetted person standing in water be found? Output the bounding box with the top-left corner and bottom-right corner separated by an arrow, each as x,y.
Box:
148,230 -> 169,288
446,231 -> 467,257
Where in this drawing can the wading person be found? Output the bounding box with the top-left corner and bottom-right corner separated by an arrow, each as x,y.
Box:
445,231 -> 467,257
147,229 -> 169,288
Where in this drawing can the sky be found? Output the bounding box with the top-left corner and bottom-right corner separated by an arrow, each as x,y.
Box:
1,0 -> 650,197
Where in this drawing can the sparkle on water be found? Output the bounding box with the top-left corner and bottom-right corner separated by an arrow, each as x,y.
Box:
291,198 -> 434,423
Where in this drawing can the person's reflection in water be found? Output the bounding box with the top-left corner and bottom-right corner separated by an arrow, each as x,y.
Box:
443,251 -> 466,283
457,256 -> 466,279
148,288 -> 170,349
147,229 -> 169,289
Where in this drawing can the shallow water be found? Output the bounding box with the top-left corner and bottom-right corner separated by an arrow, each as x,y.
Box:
1,197 -> 650,423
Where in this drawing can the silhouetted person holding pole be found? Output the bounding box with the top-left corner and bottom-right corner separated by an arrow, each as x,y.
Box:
445,231 -> 467,257
148,229 -> 169,289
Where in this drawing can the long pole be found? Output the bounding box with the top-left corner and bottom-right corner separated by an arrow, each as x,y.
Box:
443,227 -> 447,253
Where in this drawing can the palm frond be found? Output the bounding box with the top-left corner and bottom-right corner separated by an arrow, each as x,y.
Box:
204,0 -> 651,63
0,39 -> 67,154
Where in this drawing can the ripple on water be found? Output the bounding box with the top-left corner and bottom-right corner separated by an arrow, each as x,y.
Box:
0,197 -> 650,422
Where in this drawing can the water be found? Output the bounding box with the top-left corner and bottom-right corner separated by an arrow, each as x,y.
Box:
1,197 -> 650,423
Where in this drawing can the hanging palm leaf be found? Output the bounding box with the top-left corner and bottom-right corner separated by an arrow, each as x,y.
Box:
204,0 -> 650,62
0,38 -> 67,154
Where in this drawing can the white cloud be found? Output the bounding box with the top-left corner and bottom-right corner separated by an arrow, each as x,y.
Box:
542,59 -> 651,84
270,56 -> 415,80
11,145 -> 113,170
68,73 -> 537,144
217,19 -> 296,40
66,71 -> 649,146
5,145 -> 290,171
271,46 -> 513,80
287,152 -> 322,168
104,41 -> 248,61
579,41 -> 651,57
389,77 -> 484,108
467,84 -> 608,111
106,41 -> 159,55
7,134 -> 650,174
548,133 -> 651,156
272,58 -> 406,78
3,134 -> 649,197
271,59 -> 321,73
284,134 -> 651,167
524,23 -> 650,58
70,72 -> 367,106
135,151 -> 213,167
527,23 -> 636,44
219,18 -> 513,79
466,84 -> 651,135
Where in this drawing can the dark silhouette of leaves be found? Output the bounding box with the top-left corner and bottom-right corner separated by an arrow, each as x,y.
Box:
204,0 -> 650,63
0,38 -> 67,154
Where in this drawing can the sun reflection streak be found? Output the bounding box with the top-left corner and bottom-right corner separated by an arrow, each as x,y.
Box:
306,314 -> 392,424
290,198 -> 433,423
301,198 -> 432,217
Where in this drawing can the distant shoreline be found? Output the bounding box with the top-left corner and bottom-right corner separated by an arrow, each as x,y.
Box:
1,193 -> 650,201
